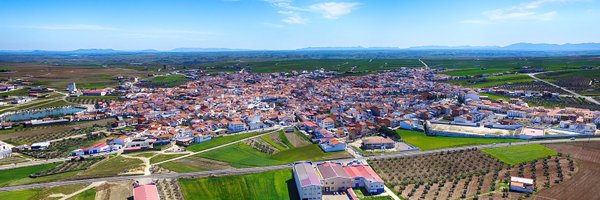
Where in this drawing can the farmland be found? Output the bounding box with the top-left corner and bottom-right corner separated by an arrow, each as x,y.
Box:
179,169 -> 297,200
0,184 -> 88,200
370,148 -> 575,199
197,143 -> 286,168
482,144 -> 558,166
74,156 -> 144,179
428,57 -> 600,76
446,74 -> 534,88
0,163 -> 58,187
185,131 -> 262,152
66,95 -> 120,104
537,69 -> 600,96
538,142 -> 600,200
205,59 -> 422,74
0,64 -> 155,90
396,129 -> 521,150
139,74 -> 190,88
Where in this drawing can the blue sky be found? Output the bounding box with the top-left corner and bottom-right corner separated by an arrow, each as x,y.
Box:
0,0 -> 598,50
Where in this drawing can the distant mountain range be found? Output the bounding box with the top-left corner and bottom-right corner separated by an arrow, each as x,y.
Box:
2,43 -> 600,53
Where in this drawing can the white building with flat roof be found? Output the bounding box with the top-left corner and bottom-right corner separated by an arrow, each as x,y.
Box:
293,162 -> 322,200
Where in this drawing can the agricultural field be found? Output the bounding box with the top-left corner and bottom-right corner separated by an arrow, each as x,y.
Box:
538,141 -> 600,200
205,59 -> 422,74
0,163 -> 58,187
0,184 -> 89,200
5,126 -> 100,145
482,144 -> 558,166
537,69 -> 600,96
30,156 -> 105,178
0,64 -> 154,90
156,178 -> 185,200
150,154 -> 184,164
157,156 -> 233,173
396,129 -> 521,150
428,57 -> 600,76
15,133 -> 107,159
370,148 -> 575,199
139,74 -> 190,88
69,188 -> 96,200
197,143 -> 286,168
179,169 -> 298,200
0,118 -> 115,140
185,131 -> 262,152
495,81 -> 568,94
74,155 -> 144,179
0,154 -> 29,166
66,95 -> 119,104
446,74 -> 534,88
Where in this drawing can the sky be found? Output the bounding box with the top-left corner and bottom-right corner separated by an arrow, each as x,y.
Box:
0,0 -> 599,50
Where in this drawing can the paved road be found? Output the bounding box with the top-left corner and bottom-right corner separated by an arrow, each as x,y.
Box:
419,59 -> 429,69
1,137 -> 598,192
528,73 -> 600,105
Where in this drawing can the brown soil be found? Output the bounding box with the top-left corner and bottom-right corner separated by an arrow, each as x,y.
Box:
284,131 -> 310,148
534,142 -> 600,200
95,181 -> 134,200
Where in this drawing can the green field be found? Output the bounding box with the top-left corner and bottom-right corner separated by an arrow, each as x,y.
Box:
261,134 -> 288,151
481,144 -> 558,166
204,59 -> 422,74
150,154 -> 183,164
447,74 -> 534,88
179,169 -> 298,200
198,141 -> 349,168
0,163 -> 58,186
428,57 -> 599,76
0,189 -> 41,200
75,156 -> 143,178
198,143 -> 286,168
480,93 -> 510,101
142,74 -> 190,87
186,132 -> 261,152
0,88 -> 29,96
68,188 -> 96,200
397,129 -> 521,150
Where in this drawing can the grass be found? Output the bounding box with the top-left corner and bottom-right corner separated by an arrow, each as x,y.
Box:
447,74 -> 534,88
0,154 -> 29,165
198,142 -> 349,168
397,129 -> 522,150
279,131 -> 294,148
142,74 -> 190,87
75,156 -> 143,178
0,163 -> 58,186
198,143 -> 286,168
353,188 -> 394,200
0,189 -> 41,200
179,169 -> 298,200
67,188 -> 96,200
0,88 -> 29,96
261,134 -> 288,151
480,93 -> 510,101
481,144 -> 558,166
159,161 -> 208,172
270,144 -> 347,163
150,154 -> 183,164
186,132 -> 261,152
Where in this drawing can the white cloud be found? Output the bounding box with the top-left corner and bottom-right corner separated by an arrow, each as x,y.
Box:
278,11 -> 308,24
265,0 -> 359,25
461,0 -> 581,24
23,24 -> 118,31
308,2 -> 360,19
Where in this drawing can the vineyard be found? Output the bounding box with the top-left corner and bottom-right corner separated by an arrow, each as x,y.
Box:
370,148 -> 575,199
6,127 -> 100,145
66,96 -> 119,104
495,81 -> 567,94
17,134 -> 106,159
156,178 -> 185,200
29,156 -> 105,178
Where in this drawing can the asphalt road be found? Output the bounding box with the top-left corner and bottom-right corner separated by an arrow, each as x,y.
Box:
1,137 -> 598,192
528,72 -> 600,105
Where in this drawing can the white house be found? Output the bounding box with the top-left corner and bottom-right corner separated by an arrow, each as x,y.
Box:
293,162 -> 322,200
320,118 -> 335,130
228,121 -> 245,132
0,141 -> 12,159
